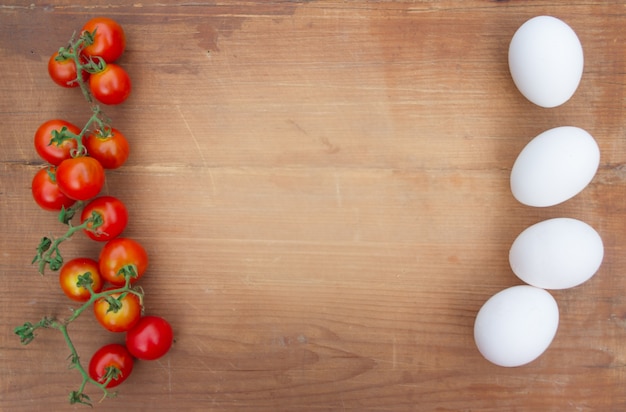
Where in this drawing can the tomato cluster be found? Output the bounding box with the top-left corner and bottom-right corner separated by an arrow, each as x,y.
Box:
89,316 -> 174,388
48,17 -> 131,105
22,17 -> 173,402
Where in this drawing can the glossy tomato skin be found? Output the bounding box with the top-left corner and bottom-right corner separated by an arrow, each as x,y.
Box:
47,51 -> 88,88
59,257 -> 103,302
81,17 -> 125,64
88,343 -> 134,388
125,316 -> 173,361
83,128 -> 129,169
56,156 -> 105,201
81,196 -> 128,241
31,166 -> 77,211
89,63 -> 131,105
34,119 -> 81,166
94,289 -> 142,332
98,238 -> 148,286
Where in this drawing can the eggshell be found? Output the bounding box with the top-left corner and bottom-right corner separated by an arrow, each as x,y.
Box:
510,126 -> 599,207
508,15 -> 584,108
509,218 -> 603,290
474,285 -> 559,367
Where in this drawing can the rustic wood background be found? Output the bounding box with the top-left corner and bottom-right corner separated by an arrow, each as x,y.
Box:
1,1 -> 625,410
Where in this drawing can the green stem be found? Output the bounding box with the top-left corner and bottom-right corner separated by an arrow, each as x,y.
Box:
34,213 -> 102,274
70,108 -> 107,157
52,320 -> 113,405
36,222 -> 86,274
67,277 -> 140,323
67,35 -> 94,104
57,30 -> 111,148
58,200 -> 84,225
51,105 -> 111,159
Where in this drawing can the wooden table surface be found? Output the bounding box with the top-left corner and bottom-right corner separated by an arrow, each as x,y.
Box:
1,1 -> 625,410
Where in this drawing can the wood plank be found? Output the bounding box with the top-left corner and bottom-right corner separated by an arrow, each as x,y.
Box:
1,1 -> 626,410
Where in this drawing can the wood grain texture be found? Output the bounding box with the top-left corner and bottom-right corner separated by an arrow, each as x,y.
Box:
1,1 -> 625,410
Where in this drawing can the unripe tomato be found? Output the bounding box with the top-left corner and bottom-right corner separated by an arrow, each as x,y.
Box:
93,289 -> 142,332
98,238 -> 148,286
59,257 -> 103,302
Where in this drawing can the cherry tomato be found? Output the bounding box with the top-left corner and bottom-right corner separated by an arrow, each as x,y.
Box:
89,63 -> 131,105
47,51 -> 88,88
81,196 -> 128,242
31,166 -> 77,211
99,238 -> 148,286
83,128 -> 129,169
94,289 -> 142,332
56,156 -> 105,201
59,257 -> 103,302
125,316 -> 173,361
34,119 -> 81,166
88,343 -> 134,388
81,17 -> 126,64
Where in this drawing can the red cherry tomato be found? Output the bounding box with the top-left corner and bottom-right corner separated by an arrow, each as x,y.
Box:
98,238 -> 148,286
56,156 -> 105,201
59,257 -> 103,302
89,63 -> 131,105
88,343 -> 134,388
83,128 -> 129,169
93,289 -> 142,333
81,196 -> 128,242
81,17 -> 126,64
125,316 -> 173,361
33,119 -> 81,166
31,166 -> 77,211
47,51 -> 88,88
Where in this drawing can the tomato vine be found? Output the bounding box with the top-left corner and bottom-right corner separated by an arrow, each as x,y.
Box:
15,17 -> 173,406
15,272 -> 142,404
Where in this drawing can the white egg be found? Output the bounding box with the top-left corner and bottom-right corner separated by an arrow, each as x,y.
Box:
509,218 -> 603,290
474,285 -> 559,367
510,126 -> 599,207
508,16 -> 584,108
